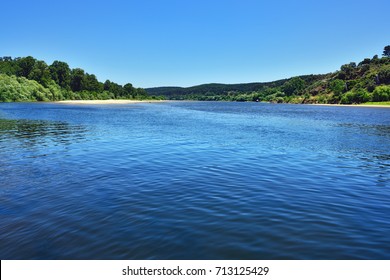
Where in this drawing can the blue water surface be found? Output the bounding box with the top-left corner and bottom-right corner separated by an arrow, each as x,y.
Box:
0,101 -> 389,259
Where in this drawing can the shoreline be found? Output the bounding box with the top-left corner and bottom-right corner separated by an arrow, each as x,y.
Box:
55,99 -> 164,105
1,100 -> 388,108
303,103 -> 390,108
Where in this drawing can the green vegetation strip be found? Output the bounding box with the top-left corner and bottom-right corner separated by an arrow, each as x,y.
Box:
146,46 -> 390,105
1,45 -> 390,103
0,56 -> 162,102
362,101 -> 390,106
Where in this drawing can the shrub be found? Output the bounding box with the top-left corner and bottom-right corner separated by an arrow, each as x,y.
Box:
329,79 -> 345,95
372,85 -> 390,101
341,88 -> 371,104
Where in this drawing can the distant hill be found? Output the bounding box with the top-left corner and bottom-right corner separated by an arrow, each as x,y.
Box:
146,75 -> 324,99
146,50 -> 390,104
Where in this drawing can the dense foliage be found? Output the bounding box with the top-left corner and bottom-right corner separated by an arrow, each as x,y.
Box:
0,56 -> 155,102
2,46 -> 390,104
147,47 -> 390,104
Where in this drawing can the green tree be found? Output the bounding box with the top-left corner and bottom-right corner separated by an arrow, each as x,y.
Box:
103,80 -> 123,97
28,60 -> 51,86
103,79 -> 111,91
338,62 -> 357,80
378,66 -> 390,84
83,73 -> 102,92
329,79 -> 345,95
49,61 -> 71,89
341,88 -> 371,104
123,83 -> 135,98
358,58 -> 371,66
383,45 -> 390,57
372,85 -> 390,101
1,56 -> 152,102
135,88 -> 148,99
0,57 -> 20,75
17,56 -> 36,78
0,73 -> 51,102
282,77 -> 306,96
70,68 -> 85,91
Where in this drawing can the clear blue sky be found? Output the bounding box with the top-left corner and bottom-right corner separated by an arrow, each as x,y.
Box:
2,0 -> 389,88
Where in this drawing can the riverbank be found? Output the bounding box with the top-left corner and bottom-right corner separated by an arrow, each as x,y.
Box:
56,99 -> 164,105
305,103 -> 390,108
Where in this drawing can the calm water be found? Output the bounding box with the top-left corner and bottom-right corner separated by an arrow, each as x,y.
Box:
0,101 -> 389,259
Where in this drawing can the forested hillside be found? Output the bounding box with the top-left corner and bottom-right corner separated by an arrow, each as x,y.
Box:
0,56 -> 153,102
147,46 -> 390,104
2,46 -> 390,104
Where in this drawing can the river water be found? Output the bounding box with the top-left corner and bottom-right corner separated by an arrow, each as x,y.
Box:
0,101 -> 389,259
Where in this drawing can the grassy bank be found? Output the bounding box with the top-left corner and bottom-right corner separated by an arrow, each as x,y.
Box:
361,101 -> 390,106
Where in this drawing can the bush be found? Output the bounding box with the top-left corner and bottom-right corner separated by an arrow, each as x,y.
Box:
372,85 -> 390,101
329,79 -> 345,95
282,77 -> 306,96
0,74 -> 51,102
340,88 -> 371,104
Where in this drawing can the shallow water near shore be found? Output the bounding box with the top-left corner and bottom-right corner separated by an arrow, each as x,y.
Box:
0,101 -> 389,259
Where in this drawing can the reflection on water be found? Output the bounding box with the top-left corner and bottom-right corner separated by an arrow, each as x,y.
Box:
0,102 -> 389,259
0,117 -> 89,193
0,119 -> 87,146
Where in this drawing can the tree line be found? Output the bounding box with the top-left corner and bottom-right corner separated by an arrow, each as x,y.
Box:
2,46 -> 390,104
0,56 -> 157,102
146,46 -> 390,104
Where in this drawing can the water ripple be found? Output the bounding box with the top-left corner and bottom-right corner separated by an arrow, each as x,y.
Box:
0,102 -> 389,259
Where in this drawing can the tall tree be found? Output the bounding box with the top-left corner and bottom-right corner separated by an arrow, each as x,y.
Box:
17,56 -> 36,78
383,45 -> 390,57
70,68 -> 85,92
83,73 -> 102,92
123,83 -> 135,97
0,57 -> 20,75
339,62 -> 357,80
49,61 -> 71,89
28,60 -> 51,86
103,80 -> 123,97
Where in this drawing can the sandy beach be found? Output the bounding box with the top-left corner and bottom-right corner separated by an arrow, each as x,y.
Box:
56,99 -> 164,105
